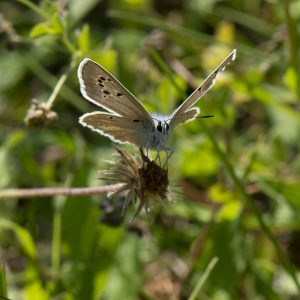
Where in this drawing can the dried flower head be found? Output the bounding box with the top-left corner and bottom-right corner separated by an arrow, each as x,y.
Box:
25,99 -> 58,127
99,147 -> 173,217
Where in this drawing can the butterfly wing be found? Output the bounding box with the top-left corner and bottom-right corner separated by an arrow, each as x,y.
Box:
78,58 -> 156,146
79,112 -> 152,146
78,58 -> 154,124
168,107 -> 200,131
169,49 -> 236,130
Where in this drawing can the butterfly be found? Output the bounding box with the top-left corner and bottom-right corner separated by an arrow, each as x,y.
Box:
78,49 -> 236,151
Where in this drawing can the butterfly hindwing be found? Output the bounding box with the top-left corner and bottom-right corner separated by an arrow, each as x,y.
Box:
169,107 -> 200,132
79,112 -> 152,146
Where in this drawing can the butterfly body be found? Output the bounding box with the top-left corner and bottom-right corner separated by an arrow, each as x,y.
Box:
78,49 -> 236,150
148,118 -> 171,150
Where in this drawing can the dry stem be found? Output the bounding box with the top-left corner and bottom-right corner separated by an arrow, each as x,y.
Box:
0,184 -> 122,199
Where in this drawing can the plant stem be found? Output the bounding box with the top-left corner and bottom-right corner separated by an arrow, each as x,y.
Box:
46,73 -> 68,109
17,0 -> 48,19
51,207 -> 62,272
283,0 -> 300,99
61,34 -> 77,54
0,185 -> 121,199
109,10 -> 266,59
148,48 -> 185,97
200,120 -> 300,292
23,54 -> 86,111
188,257 -> 219,300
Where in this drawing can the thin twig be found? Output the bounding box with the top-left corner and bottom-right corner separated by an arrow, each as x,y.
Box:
188,257 -> 219,300
46,73 -> 68,109
0,185 -> 122,199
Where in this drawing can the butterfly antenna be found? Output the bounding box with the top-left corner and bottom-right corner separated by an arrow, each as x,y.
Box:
151,117 -> 160,123
198,115 -> 214,118
165,114 -> 214,122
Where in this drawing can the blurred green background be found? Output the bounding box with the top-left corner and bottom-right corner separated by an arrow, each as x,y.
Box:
1,0 -> 300,299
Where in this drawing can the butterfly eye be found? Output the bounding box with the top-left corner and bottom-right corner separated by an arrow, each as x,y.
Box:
157,122 -> 162,132
165,123 -> 169,131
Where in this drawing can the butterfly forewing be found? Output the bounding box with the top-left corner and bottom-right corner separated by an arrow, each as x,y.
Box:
78,59 -> 154,124
171,49 -> 236,120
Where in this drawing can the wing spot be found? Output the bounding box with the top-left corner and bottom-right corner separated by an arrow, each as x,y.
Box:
198,86 -> 202,92
97,82 -> 104,87
100,76 -> 106,81
108,116 -> 114,120
107,78 -> 112,82
133,119 -> 139,122
116,92 -> 123,97
103,90 -> 111,95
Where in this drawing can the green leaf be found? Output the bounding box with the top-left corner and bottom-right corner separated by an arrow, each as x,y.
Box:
263,180 -> 300,211
50,14 -> 63,34
30,22 -> 52,38
24,266 -> 49,300
209,184 -> 242,220
0,261 -> 7,299
89,50 -> 118,74
30,15 -> 62,38
103,234 -> 143,300
267,102 -> 300,144
179,140 -> 218,182
284,67 -> 297,93
0,219 -> 37,260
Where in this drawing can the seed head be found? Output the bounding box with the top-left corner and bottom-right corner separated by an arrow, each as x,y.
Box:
25,99 -> 57,127
99,147 -> 172,218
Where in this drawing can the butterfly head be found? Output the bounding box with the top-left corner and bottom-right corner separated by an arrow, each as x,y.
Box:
156,120 -> 170,134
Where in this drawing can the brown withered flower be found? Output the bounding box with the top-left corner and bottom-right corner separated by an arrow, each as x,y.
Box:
99,147 -> 172,218
25,99 -> 58,127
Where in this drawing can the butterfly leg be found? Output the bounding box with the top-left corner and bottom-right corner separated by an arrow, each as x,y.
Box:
163,149 -> 174,169
140,147 -> 146,166
167,149 -> 174,160
145,146 -> 149,159
140,147 -> 144,155
155,151 -> 162,166
154,151 -> 159,162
